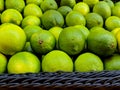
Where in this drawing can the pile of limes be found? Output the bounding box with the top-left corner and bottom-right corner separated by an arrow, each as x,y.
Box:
0,0 -> 120,74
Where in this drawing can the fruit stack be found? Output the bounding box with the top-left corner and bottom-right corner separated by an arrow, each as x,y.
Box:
0,0 -> 120,74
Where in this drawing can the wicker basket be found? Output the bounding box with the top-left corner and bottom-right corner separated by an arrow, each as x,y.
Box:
0,71 -> 120,90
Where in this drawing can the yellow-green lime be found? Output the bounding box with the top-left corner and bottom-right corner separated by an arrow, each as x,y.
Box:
23,25 -> 43,41
60,0 -> 76,8
73,25 -> 90,39
104,0 -> 114,9
105,16 -> 120,31
0,53 -> 7,74
75,52 -> 103,72
87,27 -> 117,57
30,30 -> 56,54
57,6 -> 72,17
26,0 -> 43,6
23,42 -> 33,53
111,28 -> 120,37
21,15 -> 41,28
40,0 -> 58,12
0,23 -> 26,55
41,10 -> 64,30
7,52 -> 40,74
73,2 -> 90,16
5,0 -> 25,12
0,0 -> 4,12
115,1 -> 120,6
23,4 -> 42,18
83,0 -> 99,8
112,5 -> 120,18
85,12 -> 104,29
58,26 -> 85,55
42,50 -> 73,72
49,26 -> 63,49
93,1 -> 111,19
1,9 -> 23,25
116,30 -> 120,53
104,54 -> 120,70
66,11 -> 86,26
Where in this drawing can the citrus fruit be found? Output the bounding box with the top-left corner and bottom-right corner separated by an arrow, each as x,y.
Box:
41,10 -> 64,30
66,11 -> 86,26
23,42 -> 33,53
23,4 -> 42,18
87,27 -> 117,57
73,25 -> 90,39
5,0 -> 25,12
112,5 -> 120,18
83,0 -> 99,8
105,16 -> 120,31
7,52 -> 40,74
0,53 -> 7,73
104,0 -> 114,9
116,30 -> 120,53
73,2 -> 90,16
0,23 -> 26,55
21,15 -> 41,28
104,54 -> 120,70
85,12 -> 104,29
57,6 -> 72,18
30,30 -> 56,54
60,0 -> 76,8
26,0 -> 43,6
58,26 -> 85,55
93,1 -> 111,19
42,50 -> 73,72
40,0 -> 58,12
1,9 -> 23,25
0,0 -> 4,12
75,52 -> 103,72
111,28 -> 120,37
49,26 -> 63,49
115,1 -> 120,6
23,25 -> 43,41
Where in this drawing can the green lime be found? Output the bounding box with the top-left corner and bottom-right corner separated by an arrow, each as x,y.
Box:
42,50 -> 73,72
75,52 -> 103,72
7,52 -> 40,74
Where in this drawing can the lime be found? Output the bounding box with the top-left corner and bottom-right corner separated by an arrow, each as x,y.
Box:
49,26 -> 63,49
40,0 -> 58,12
0,23 -> 26,55
87,27 -> 117,57
30,30 -> 56,54
21,15 -> 41,28
7,52 -> 40,74
23,4 -> 42,18
57,6 -> 72,18
26,0 -> 43,6
73,25 -> 90,39
112,5 -> 120,18
23,25 -> 43,41
22,42 -> 33,53
105,16 -> 120,31
104,54 -> 120,70
93,1 -> 111,19
41,10 -> 64,30
5,0 -> 25,12
73,2 -> 90,16
75,52 -> 103,72
58,26 -> 85,55
42,50 -> 73,72
0,53 -> 7,73
66,11 -> 86,26
85,12 -> 104,29
1,9 -> 23,25
0,0 -> 4,12
60,0 -> 76,8
104,0 -> 114,9
83,0 -> 99,8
